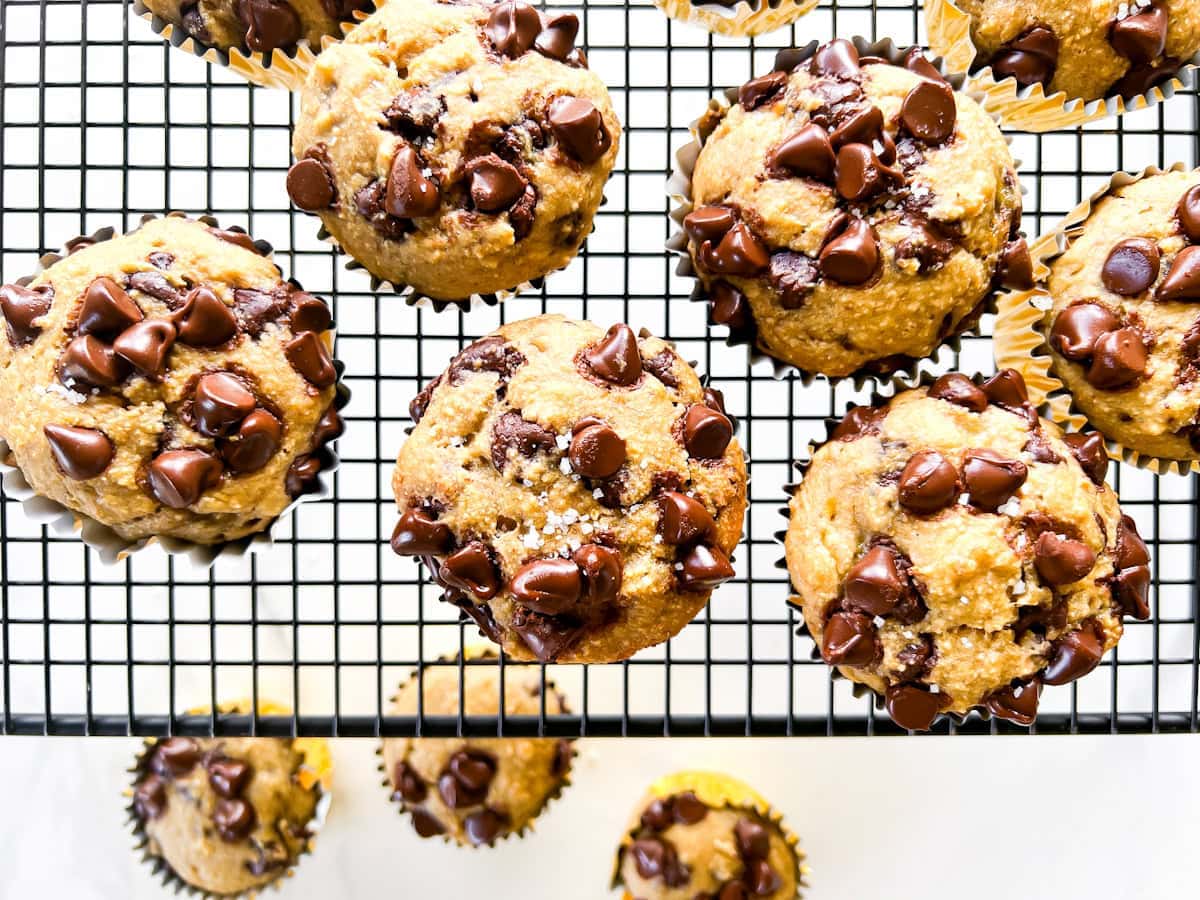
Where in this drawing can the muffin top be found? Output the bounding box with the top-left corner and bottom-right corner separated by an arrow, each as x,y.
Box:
784,371 -> 1150,730
0,216 -> 342,546
390,314 -> 747,664
131,736 -> 322,896
957,0 -> 1200,102
1042,168 -> 1200,462
686,39 -> 1027,378
142,0 -> 372,55
381,653 -> 573,847
289,0 -> 620,300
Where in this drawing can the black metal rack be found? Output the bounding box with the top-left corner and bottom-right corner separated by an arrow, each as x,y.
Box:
0,0 -> 1196,738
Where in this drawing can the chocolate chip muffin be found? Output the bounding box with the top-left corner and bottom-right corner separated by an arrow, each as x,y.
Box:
952,0 -> 1200,102
0,216 -> 343,548
390,314 -> 747,663
289,0 -> 620,301
141,0 -> 372,56
784,370 -> 1151,731
1040,168 -> 1200,463
682,40 -> 1028,379
130,735 -> 326,895
613,771 -> 805,900
381,651 -> 573,847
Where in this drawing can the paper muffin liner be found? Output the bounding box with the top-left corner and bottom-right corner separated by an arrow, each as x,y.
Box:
131,1 -> 372,92
667,37 -> 1017,392
925,0 -> 1200,133
375,645 -> 577,849
611,769 -> 808,897
993,162 -> 1200,476
125,699 -> 333,899
653,0 -> 818,38
0,212 -> 351,566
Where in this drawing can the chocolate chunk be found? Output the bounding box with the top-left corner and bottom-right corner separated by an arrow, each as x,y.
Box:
699,222 -> 770,277
885,684 -> 945,731
573,543 -> 622,605
1114,563 -> 1152,620
980,368 -> 1030,410
1042,622 -> 1104,685
835,143 -> 904,202
640,798 -> 674,831
1050,302 -> 1121,360
829,106 -> 884,151
548,97 -> 611,164
985,680 -> 1040,725
744,859 -> 782,896
1115,513 -> 1150,570
289,292 -> 332,335
1024,432 -> 1061,463
464,809 -> 508,847
180,2 -> 210,41
998,238 -> 1035,290
286,157 -> 336,211
77,276 -> 143,338
658,492 -> 716,546
768,124 -> 835,181
510,606 -> 585,661
768,251 -> 819,310
230,287 -> 290,338
928,373 -> 988,411
842,544 -> 915,618
0,283 -> 53,345
171,286 -> 238,346
1014,598 -> 1069,638
683,404 -> 734,459
1033,532 -> 1096,586
1177,184 -> 1200,242
631,837 -> 690,888
439,541 -> 500,600
209,227 -> 261,254
390,507 -> 452,556
819,217 -> 878,285
285,454 -> 323,497
1086,327 -> 1147,389
113,320 -> 176,377
710,281 -> 750,329
355,179 -> 412,240
438,750 -> 496,808
738,71 -> 787,110
735,818 -> 770,860
207,756 -> 253,799
1063,432 -> 1108,485
1156,245 -> 1200,301
60,335 -> 129,388
235,0 -> 300,53
486,0 -> 542,57
1103,238 -> 1161,295
898,449 -> 959,514
410,807 -> 446,838
1109,1 -> 1168,65
683,206 -> 735,245
44,425 -> 113,480
384,90 -> 446,141
895,218 -> 956,275
285,332 -> 337,387
392,760 -> 427,804
149,736 -> 201,778
642,349 -> 680,388
821,610 -> 878,666
448,335 -> 527,386
581,323 -> 642,386
677,543 -> 735,591
831,405 -> 886,440
213,797 -> 256,842
568,421 -> 625,477
133,774 -> 167,821
147,450 -> 223,509
534,13 -> 579,61
126,271 -> 182,304
992,26 -> 1059,87
810,39 -> 860,79
192,372 -> 255,438
466,154 -> 527,212
220,409 -> 282,474
386,144 -> 440,219
490,411 -> 556,471
703,386 -> 726,415
900,79 -> 956,143
902,47 -> 946,83
963,449 -> 1027,511
511,557 -> 582,615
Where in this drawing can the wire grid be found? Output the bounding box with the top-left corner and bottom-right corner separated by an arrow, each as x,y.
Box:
0,0 -> 1196,738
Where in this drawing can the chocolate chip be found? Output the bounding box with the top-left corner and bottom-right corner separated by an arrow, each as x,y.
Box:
819,217 -> 878,285
658,492 -> 716,546
490,411 -> 556,471
465,154 -> 527,212
285,332 -> 337,387
510,606 -> 584,661
643,349 -> 680,388
573,542 -> 622,606
112,320 -> 176,378
684,206 -> 735,245
682,404 -> 733,460
744,859 -> 782,896
60,335 -> 129,388
640,798 -> 674,831
192,372 -> 256,438
768,251 -> 819,310
1113,515 -> 1151,619
992,26 -> 1059,87
582,323 -> 642,386
985,680 -> 1040,725
1050,302 -> 1121,360
1063,432 -> 1108,485
213,796 -> 256,842
209,227 -> 261,254
220,409 -> 282,474
980,368 -> 1030,410
1156,245 -> 1200,301
285,454 -> 322,497
171,286 -> 238,346
235,0 -> 300,53
1042,622 -> 1105,685
900,79 -> 956,143
438,750 -> 496,808
386,144 -> 440,219
410,807 -> 446,838
568,421 -> 625,477
738,71 -> 787,110
1109,1 -> 1168,65
1087,327 -> 1147,389
631,837 -> 690,887
133,774 -> 167,821
1116,514 -> 1150,570
885,684 -> 945,731
207,756 -> 253,799
718,884 -> 749,900
147,450 -> 223,509
710,281 -> 750,329
44,424 -> 113,480
511,557 -> 582,615
1177,184 -> 1200,241
829,105 -> 884,151
842,544 -> 915,617
831,405 -> 886,440
126,271 -> 181,304
896,218 -> 956,275
997,238 -> 1035,290
928,373 -> 988,411
0,283 -> 53,346
77,276 -> 143,338
534,12 -> 578,61
449,335 -> 527,387
821,610 -> 878,666
384,89 -> 446,140
464,808 -> 508,847
963,449 -> 1027,511
898,449 -> 959,514
439,541 -> 500,601
149,737 -> 201,778
902,47 -> 946,83
768,124 -> 836,181
671,791 -> 707,825
486,0 -> 542,57
290,292 -> 332,335
1024,431 -> 1061,463
735,818 -> 770,860
180,2 -> 210,41
699,222 -> 770,277
677,543 -> 735,591
355,179 -> 412,240
287,157 -> 336,212
547,97 -> 611,164
391,507 -> 452,556
810,39 -> 860,79
1102,238 -> 1161,295
392,760 -> 427,804
703,386 -> 726,415
1033,532 -> 1096,586
835,143 -> 904,202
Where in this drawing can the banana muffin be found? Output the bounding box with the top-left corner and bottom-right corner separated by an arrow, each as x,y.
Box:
785,370 -> 1151,730
141,0 -> 372,55
390,314 -> 747,663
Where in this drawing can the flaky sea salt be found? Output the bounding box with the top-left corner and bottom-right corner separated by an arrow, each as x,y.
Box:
1012,579 -> 1027,596
998,497 -> 1022,517
555,434 -> 570,451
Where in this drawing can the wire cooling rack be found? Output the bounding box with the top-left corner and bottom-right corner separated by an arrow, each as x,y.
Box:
0,0 -> 1196,738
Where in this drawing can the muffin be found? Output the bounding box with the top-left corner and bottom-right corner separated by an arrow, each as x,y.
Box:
130,735 -> 327,896
390,314 -> 747,663
1039,168 -> 1200,463
289,0 -> 621,301
0,216 -> 342,548
784,370 -> 1151,731
951,0 -> 1200,102
682,39 -> 1029,378
141,0 -> 371,56
381,650 -> 573,847
613,771 -> 805,900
